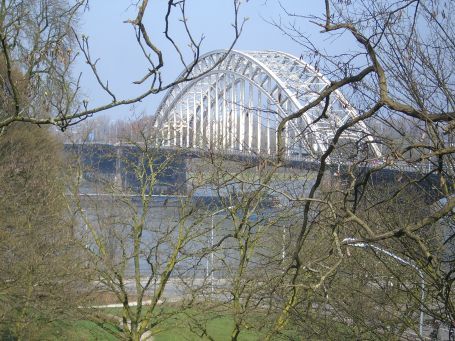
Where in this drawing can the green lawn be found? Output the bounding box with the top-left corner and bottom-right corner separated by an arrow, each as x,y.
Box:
32,304 -> 369,341
41,320 -> 120,341
91,306 -> 263,340
37,314 -> 262,340
154,315 -> 261,341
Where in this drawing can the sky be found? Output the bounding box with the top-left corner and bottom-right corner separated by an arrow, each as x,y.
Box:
75,1 -> 343,122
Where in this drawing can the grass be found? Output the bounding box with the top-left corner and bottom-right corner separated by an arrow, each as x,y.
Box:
34,305 -> 364,340
40,320 -> 120,341
93,306 -> 263,340
154,315 -> 262,341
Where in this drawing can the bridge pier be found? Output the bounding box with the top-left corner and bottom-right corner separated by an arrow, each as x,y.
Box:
114,146 -> 123,189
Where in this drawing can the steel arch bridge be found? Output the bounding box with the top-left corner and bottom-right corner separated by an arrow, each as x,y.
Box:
154,50 -> 381,159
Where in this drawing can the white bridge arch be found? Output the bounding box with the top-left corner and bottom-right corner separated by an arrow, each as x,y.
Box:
154,50 -> 381,159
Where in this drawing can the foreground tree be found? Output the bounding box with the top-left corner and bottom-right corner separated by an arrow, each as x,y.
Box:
260,0 -> 455,338
71,126 -> 224,340
146,1 -> 453,339
0,0 -> 244,132
0,124 -> 89,340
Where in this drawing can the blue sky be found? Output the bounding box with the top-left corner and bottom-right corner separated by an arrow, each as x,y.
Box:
75,1 -> 340,122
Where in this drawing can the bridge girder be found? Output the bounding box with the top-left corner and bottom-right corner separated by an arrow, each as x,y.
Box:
154,50 -> 381,159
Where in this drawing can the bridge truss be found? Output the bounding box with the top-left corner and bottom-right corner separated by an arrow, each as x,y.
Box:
154,50 -> 381,159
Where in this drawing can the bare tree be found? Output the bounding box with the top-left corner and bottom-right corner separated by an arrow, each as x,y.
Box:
152,1 -> 454,339
71,126 -> 226,340
0,0 -> 245,132
256,0 -> 455,338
